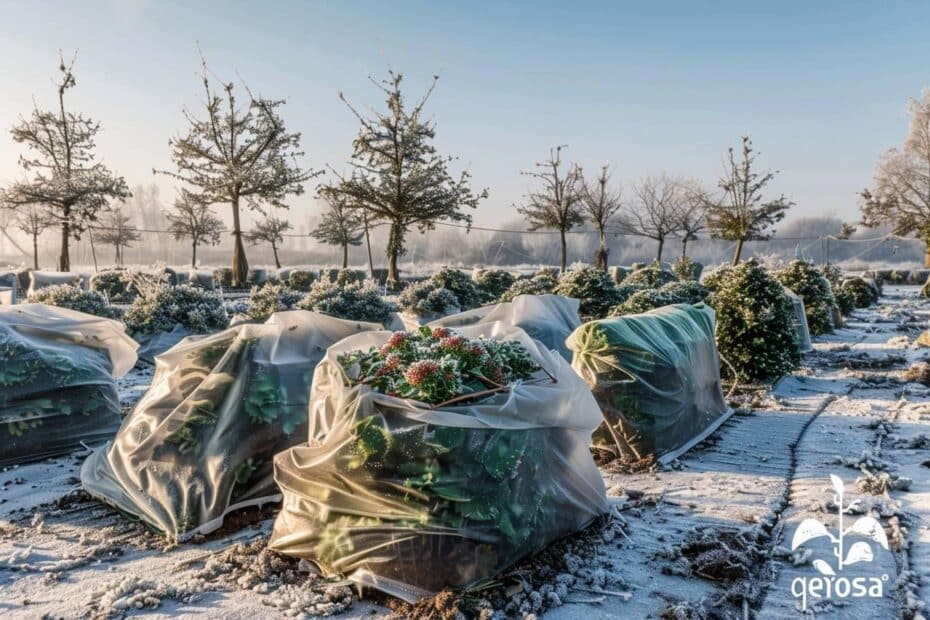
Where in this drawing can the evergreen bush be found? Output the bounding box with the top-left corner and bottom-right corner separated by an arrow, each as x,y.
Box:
774,260 -> 838,335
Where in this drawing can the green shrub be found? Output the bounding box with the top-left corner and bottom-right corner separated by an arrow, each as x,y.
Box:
473,269 -> 516,302
672,256 -> 703,281
705,260 -> 800,383
499,273 -> 558,302
623,263 -> 679,288
287,270 -> 317,292
398,281 -> 460,317
246,284 -> 304,320
553,263 -> 626,320
298,277 -> 395,325
774,260 -> 838,336
429,267 -> 483,310
90,271 -> 137,304
124,284 -> 229,335
609,280 -> 708,316
27,285 -> 122,320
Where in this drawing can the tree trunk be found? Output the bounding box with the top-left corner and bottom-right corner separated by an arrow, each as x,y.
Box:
59,208 -> 70,272
732,238 -> 745,265
32,234 -> 39,270
272,243 -> 281,269
230,194 -> 249,287
559,228 -> 567,272
363,213 -> 374,279
595,229 -> 608,270
386,221 -> 402,290
655,237 -> 665,263
342,242 -> 348,269
681,238 -> 689,259
192,241 -> 197,268
924,248 -> 930,268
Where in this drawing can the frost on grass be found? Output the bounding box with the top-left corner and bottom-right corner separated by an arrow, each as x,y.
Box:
86,575 -> 206,618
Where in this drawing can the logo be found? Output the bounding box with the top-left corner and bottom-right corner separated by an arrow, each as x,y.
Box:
789,475 -> 889,610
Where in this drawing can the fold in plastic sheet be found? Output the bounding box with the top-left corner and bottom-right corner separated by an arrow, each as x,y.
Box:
269,322 -> 609,601
426,294 -> 581,361
82,310 -> 382,538
567,303 -> 731,465
0,304 -> 139,465
783,287 -> 814,353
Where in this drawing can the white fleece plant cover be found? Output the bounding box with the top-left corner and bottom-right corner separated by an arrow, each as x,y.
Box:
783,287 -> 814,353
0,304 -> 138,465
566,303 -> 730,465
268,322 -> 609,601
81,310 -> 381,538
427,294 -> 581,361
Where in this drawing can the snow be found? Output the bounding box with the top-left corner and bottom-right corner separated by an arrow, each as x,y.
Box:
1,286 -> 930,618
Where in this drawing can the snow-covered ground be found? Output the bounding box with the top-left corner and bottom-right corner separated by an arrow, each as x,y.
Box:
1,287 -> 929,618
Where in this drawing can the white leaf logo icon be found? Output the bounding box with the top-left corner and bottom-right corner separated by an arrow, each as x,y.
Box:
829,474 -> 845,498
846,516 -> 889,550
792,518 -> 834,550
844,541 -> 873,565
812,559 -> 836,575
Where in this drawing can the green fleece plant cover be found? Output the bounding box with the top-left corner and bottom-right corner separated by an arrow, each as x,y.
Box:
566,303 -> 730,464
81,310 -> 381,538
0,304 -> 138,465
268,322 -> 608,601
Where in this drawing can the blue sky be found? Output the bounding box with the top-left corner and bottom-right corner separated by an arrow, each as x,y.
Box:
0,0 -> 927,229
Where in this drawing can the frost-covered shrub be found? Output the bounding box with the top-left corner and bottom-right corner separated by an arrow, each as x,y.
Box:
553,263 -> 626,320
90,271 -> 137,304
335,269 -> 364,287
297,277 -> 395,325
398,280 -> 461,317
774,260 -> 838,336
499,273 -> 558,302
473,268 -> 516,302
839,277 -> 878,308
672,256 -> 703,281
246,284 -> 304,320
213,267 -> 233,288
704,260 -> 800,383
623,263 -> 679,288
124,284 -> 229,335
429,267 -> 483,310
27,285 -> 122,320
608,280 -> 708,316
287,270 -> 317,292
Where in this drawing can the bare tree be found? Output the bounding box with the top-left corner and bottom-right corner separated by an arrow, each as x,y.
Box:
95,206 -> 141,266
861,91 -> 930,265
581,163 -> 622,269
156,54 -> 317,286
517,145 -> 583,272
165,191 -> 224,267
245,212 -> 292,269
312,187 -> 364,269
675,181 -> 709,258
616,174 -> 682,262
325,71 -> 486,288
705,136 -> 792,264
0,54 -> 130,271
15,206 -> 53,270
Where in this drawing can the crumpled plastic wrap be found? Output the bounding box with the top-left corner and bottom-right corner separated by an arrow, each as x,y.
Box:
268,322 -> 608,601
81,310 -> 381,538
427,294 -> 581,361
783,287 -> 813,353
566,303 -> 731,465
0,304 -> 138,465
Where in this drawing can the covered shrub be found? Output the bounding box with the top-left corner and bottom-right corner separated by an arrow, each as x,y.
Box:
624,264 -> 679,288
774,260 -> 838,336
398,281 -> 460,317
500,272 -> 558,302
297,277 -> 395,325
672,256 -> 703,281
246,284 -> 304,320
473,268 -> 516,301
609,280 -> 708,316
287,269 -> 317,292
704,260 -> 800,383
124,284 -> 229,336
213,267 -> 234,288
27,284 -> 122,320
429,267 -> 483,310
553,263 -> 626,320
90,271 -> 137,304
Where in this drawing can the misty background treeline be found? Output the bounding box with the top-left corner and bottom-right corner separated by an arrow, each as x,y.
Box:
0,185 -> 914,271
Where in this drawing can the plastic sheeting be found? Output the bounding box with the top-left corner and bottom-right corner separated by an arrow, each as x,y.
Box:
134,324 -> 193,364
82,310 -> 382,538
427,294 -> 581,361
0,304 -> 138,465
268,322 -> 609,601
566,303 -> 730,465
28,271 -> 86,295
783,287 -> 814,353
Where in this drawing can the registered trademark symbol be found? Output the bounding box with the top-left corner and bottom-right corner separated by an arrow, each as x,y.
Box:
882,574 -> 889,581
